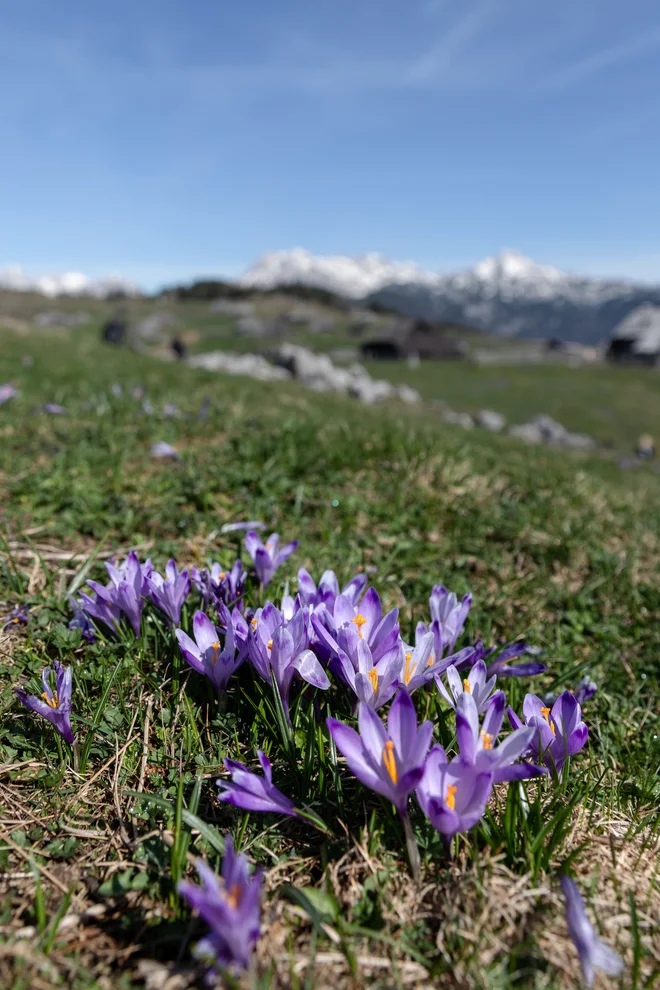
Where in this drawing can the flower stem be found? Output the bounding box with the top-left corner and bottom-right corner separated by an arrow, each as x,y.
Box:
401,810 -> 421,883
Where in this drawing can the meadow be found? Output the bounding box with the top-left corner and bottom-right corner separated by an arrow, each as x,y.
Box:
0,324 -> 659,989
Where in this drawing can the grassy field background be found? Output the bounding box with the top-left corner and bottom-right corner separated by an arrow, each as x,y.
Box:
0,321 -> 659,988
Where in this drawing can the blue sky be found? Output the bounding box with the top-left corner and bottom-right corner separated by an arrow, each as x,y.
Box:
2,0 -> 660,288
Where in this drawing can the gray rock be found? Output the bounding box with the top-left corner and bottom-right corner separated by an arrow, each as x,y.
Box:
137,312 -> 181,342
442,409 -> 474,429
477,409 -> 506,432
188,351 -> 291,381
562,431 -> 597,450
35,310 -> 90,328
508,423 -> 544,444
209,300 -> 255,317
348,377 -> 394,404
396,384 -> 422,404
528,414 -> 568,445
235,316 -> 269,336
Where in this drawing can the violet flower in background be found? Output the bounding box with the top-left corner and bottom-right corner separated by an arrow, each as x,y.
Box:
15,661 -> 75,744
0,383 -> 19,405
429,585 -> 472,656
151,441 -> 179,460
508,691 -> 588,773
3,604 -> 29,631
102,551 -> 153,636
111,383 -> 123,398
297,567 -> 367,610
217,750 -> 298,817
43,403 -> 67,415
147,559 -> 190,625
436,658 -> 498,713
198,396 -> 211,421
162,402 -> 178,418
327,690 -> 433,816
416,745 -> 493,841
178,839 -> 263,974
574,676 -> 597,706
455,691 -> 545,783
68,597 -> 96,643
485,641 -> 547,678
560,875 -> 623,987
175,608 -> 244,694
244,530 -> 298,589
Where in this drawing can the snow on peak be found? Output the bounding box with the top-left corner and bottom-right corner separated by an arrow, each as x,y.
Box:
0,264 -> 139,298
473,250 -> 563,283
240,248 -> 433,298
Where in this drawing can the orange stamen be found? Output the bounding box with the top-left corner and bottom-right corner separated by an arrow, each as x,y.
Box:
225,883 -> 242,910
463,679 -> 472,694
446,783 -> 457,810
352,613 -> 367,639
540,706 -> 556,735
267,638 -> 273,650
210,641 -> 220,665
251,617 -> 258,631
403,651 -> 417,685
368,668 -> 379,693
481,731 -> 494,750
42,691 -> 59,710
382,740 -> 398,783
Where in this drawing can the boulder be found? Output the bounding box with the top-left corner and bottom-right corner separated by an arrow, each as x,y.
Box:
35,311 -> 90,328
396,384 -> 422,404
188,351 -> 291,381
235,317 -> 269,336
508,423 -> 544,444
442,409 -> 474,429
528,414 -> 568,445
137,312 -> 180,342
477,409 -> 506,432
209,300 -> 254,317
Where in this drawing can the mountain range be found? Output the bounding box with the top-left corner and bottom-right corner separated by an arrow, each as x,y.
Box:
241,249 -> 660,345
0,265 -> 137,299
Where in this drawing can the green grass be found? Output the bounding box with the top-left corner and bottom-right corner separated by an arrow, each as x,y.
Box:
0,328 -> 659,989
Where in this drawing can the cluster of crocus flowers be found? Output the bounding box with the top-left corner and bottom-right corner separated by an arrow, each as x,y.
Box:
508,692 -> 588,773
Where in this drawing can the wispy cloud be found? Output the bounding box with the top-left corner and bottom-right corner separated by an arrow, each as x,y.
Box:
543,24 -> 660,90
405,0 -> 499,85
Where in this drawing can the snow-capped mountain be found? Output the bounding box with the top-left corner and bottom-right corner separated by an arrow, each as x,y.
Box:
0,265 -> 139,298
240,248 -> 660,344
240,248 -> 437,298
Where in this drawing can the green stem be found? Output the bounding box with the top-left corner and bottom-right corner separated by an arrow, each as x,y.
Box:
401,809 -> 421,883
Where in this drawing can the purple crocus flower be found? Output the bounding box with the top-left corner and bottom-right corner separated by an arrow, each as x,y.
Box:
485,641 -> 547,679
244,530 -> 298,589
312,587 -> 401,675
297,568 -> 367,609
3,604 -> 29,631
508,691 -> 588,773
574,676 -> 597,706
175,608 -> 244,694
337,638 -> 402,710
147,559 -> 190,625
248,602 -> 329,716
429,585 -> 472,656
77,585 -> 122,635
43,402 -> 67,415
102,551 -> 151,636
436,658 -> 498,713
216,750 -> 298,817
15,661 -> 75,744
192,560 -> 246,609
416,745 -> 493,840
68,597 -> 96,643
327,690 -> 433,816
560,875 -> 623,987
394,630 -> 440,693
455,691 -> 545,783
178,839 -> 263,974
0,383 -> 19,405
151,441 -> 179,460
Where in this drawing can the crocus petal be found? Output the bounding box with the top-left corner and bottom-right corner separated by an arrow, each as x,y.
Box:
387,689 -> 418,757
292,650 -> 330,690
193,611 -> 220,653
